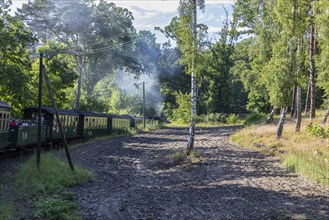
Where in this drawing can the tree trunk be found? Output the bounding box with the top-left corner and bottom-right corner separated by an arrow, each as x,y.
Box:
295,38 -> 302,132
276,107 -> 286,140
322,97 -> 329,124
295,86 -> 302,132
265,107 -> 275,124
309,2 -> 316,119
304,79 -> 310,114
290,85 -> 297,118
186,0 -> 197,157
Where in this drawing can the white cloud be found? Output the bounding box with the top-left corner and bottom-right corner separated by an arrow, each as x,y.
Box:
10,0 -> 235,43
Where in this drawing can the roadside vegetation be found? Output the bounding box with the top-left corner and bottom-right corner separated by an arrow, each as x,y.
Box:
166,113 -> 244,127
0,153 -> 92,220
230,110 -> 329,187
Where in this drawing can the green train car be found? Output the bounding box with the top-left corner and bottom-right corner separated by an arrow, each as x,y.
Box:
23,107 -> 79,142
0,100 -> 11,149
8,124 -> 47,148
1,104 -> 160,150
77,111 -> 109,138
108,114 -> 132,134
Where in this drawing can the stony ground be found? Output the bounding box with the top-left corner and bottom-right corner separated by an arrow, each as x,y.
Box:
68,126 -> 329,220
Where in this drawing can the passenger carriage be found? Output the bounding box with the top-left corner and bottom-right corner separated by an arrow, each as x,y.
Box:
0,100 -> 11,149
77,111 -> 109,138
23,106 -> 79,142
8,121 -> 47,149
107,114 -> 132,134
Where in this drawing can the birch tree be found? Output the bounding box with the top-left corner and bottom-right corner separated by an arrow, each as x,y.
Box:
314,0 -> 329,124
175,0 -> 204,156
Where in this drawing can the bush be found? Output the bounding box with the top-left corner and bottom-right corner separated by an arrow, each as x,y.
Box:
243,112 -> 266,126
226,114 -> 239,124
195,113 -> 228,124
306,123 -> 329,138
34,194 -> 80,220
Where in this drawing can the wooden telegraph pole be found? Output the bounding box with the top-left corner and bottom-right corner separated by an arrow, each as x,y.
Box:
37,53 -> 43,168
143,82 -> 146,129
42,66 -> 75,171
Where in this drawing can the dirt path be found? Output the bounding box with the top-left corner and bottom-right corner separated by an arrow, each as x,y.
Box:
71,126 -> 329,220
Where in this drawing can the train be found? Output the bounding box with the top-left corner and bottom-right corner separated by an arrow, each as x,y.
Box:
0,100 -> 160,151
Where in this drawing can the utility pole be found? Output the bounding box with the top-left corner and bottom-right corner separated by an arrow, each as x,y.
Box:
42,66 -> 75,171
143,82 -> 146,129
37,52 -> 43,168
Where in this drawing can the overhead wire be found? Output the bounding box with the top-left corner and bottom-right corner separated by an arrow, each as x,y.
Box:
46,10 -> 175,56
22,1 -> 229,56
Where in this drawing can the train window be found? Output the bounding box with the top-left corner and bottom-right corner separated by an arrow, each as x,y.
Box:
53,116 -> 57,129
0,113 -> 3,131
5,113 -> 9,130
85,117 -> 88,129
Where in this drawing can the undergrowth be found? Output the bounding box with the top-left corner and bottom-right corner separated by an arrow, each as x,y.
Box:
284,150 -> 329,186
172,149 -> 202,163
230,111 -> 329,187
10,153 -> 93,219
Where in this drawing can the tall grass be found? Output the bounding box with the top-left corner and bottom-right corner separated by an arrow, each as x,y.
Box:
0,203 -> 13,220
17,153 -> 92,196
2,153 -> 94,220
230,110 -> 329,187
284,150 -> 329,186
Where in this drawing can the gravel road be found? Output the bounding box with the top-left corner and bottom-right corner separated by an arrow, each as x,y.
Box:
69,126 -> 329,220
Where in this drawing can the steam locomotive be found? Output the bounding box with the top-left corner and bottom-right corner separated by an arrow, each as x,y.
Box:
0,100 -> 159,151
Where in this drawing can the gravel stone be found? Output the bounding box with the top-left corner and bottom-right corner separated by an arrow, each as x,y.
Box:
69,126 -> 329,219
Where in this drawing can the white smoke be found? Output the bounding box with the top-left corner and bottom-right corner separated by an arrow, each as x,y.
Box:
114,68 -> 163,115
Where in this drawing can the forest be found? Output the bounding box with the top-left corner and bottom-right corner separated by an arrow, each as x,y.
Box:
1,0 -> 329,132
1,1 -> 329,218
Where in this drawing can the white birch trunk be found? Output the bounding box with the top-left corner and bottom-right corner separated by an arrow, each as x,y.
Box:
186,0 -> 197,156
309,0 -> 316,119
276,107 -> 286,140
265,107 -> 276,124
295,38 -> 302,132
322,97 -> 329,125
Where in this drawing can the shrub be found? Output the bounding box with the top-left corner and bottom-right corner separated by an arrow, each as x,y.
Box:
226,114 -> 239,124
306,123 -> 329,138
34,194 -> 80,220
243,112 -> 266,126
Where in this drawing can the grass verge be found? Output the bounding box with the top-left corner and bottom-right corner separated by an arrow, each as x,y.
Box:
171,149 -> 202,164
2,152 -> 93,220
230,115 -> 329,187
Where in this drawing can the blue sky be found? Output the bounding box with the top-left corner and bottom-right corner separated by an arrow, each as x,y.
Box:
11,0 -> 235,44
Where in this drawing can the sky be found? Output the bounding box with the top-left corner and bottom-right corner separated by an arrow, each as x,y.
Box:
10,0 -> 235,44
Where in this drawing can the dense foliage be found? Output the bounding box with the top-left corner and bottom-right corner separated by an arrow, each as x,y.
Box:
1,0 -> 329,130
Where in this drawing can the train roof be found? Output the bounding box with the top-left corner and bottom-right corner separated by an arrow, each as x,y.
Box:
0,100 -> 11,110
23,106 -> 79,116
76,110 -> 108,117
107,114 -> 132,119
